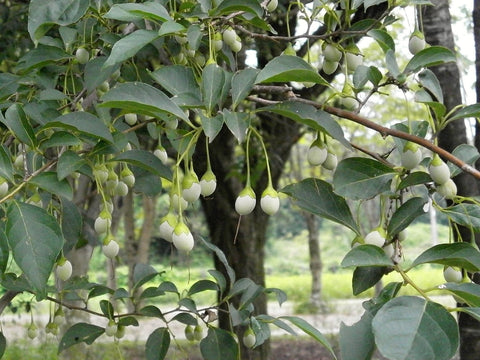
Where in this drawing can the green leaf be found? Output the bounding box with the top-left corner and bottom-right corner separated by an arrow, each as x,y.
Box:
44,112 -> 113,143
255,56 -> 328,85
404,46 -> 456,74
280,316 -> 337,359
441,283 -> 480,307
158,21 -> 186,37
40,131 -> 81,150
0,332 -> 5,358
139,305 -> 164,318
372,296 -> 458,360
28,0 -> 89,41
146,328 -> 170,360
104,2 -> 171,22
367,29 -> 395,52
133,263 -> 159,290
100,300 -> 115,318
84,57 -> 120,93
418,69 -> 443,103
352,266 -> 387,295
442,203 -> 480,232
104,30 -> 159,69
208,269 -> 227,293
0,228 -> 9,273
188,279 -> 219,296
179,298 -> 197,312
16,45 -> 71,72
132,166 -> 163,196
282,178 -> 360,234
118,316 -> 139,327
251,316 -> 271,347
171,312 -> 198,326
414,89 -> 446,120
60,198 -> 82,253
353,65 -> 383,89
31,172 -> 73,200
57,150 -> 85,180
58,323 -> 104,353
200,327 -> 239,360
0,73 -> 19,101
187,24 -> 202,51
340,312 -> 375,360
201,63 -> 226,114
385,49 -> 400,78
223,110 -> 250,143
458,307 -> 480,322
231,68 -> 260,109
397,171 -> 432,191
6,201 -> 63,298
149,65 -> 200,96
341,245 -> 394,268
449,144 -> 480,177
213,0 -> 263,17
448,103 -> 480,122
111,149 -> 172,181
387,197 -> 427,237
3,104 -> 36,148
100,82 -> 188,122
198,237 -> 235,285
333,157 -> 395,200
258,101 -> 350,148
200,113 -> 224,141
0,145 -> 14,182
411,242 -> 480,272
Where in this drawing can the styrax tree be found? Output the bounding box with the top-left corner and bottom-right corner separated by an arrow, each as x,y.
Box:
0,1 -> 480,360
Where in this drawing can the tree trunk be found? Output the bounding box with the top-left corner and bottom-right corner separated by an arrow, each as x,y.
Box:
422,2 -> 480,359
304,212 -> 322,309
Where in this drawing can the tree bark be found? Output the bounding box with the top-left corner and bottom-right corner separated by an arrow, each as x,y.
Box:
422,2 -> 480,359
305,212 -> 322,309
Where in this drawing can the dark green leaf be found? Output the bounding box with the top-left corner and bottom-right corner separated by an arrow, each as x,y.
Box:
442,203 -> 480,232
411,242 -> 480,272
213,0 -> 263,17
251,316 -> 271,347
158,281 -> 179,293
223,110 -> 250,143
16,44 -> 71,72
404,46 -> 456,74
132,166 -> 163,196
340,312 -> 375,360
458,307 -> 480,322
441,283 -> 480,307
0,145 -> 14,182
149,65 -> 200,96
133,263 -> 159,290
178,298 -> 197,312
449,144 -> 480,177
188,279 -> 219,296
198,237 -> 235,285
258,101 -> 350,148
171,312 -> 198,326
158,21 -> 186,37
89,285 -> 114,299
44,112 -> 113,143
146,328 -> 170,360
448,103 -> 480,122
118,316 -> 139,327
372,296 -> 458,360
387,197 -> 427,237
201,64 -> 226,114
352,266 -> 386,295
367,29 -> 395,52
364,0 -> 387,10
333,157 -> 395,200
0,228 -> 9,273
353,65 -> 382,89
256,314 -> 297,335
280,316 -> 337,359
418,69 -> 443,103
40,131 -> 81,150
139,305 -> 164,318
187,24 -> 202,51
385,49 -> 400,78
28,0 -> 89,41
100,300 -> 115,318
0,332 -> 5,358
398,171 -> 432,191
58,323 -> 104,353
111,149 -> 172,181
208,269 -> 227,293
30,172 -> 73,200
57,151 -> 85,180
104,2 -> 171,22
200,113 -> 224,141
231,68 -> 260,109
0,73 -> 19,101
255,56 -> 328,85
265,287 -> 287,306
100,82 -> 188,122
3,104 -> 36,148
200,327 -> 239,360
104,30 -> 159,69
61,198 -> 82,253
342,245 -> 394,268
6,201 -> 63,298
282,178 -> 360,234
414,89 -> 446,120
84,57 -> 120,93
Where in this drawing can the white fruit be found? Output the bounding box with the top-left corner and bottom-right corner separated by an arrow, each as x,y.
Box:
443,266 -> 463,283
266,0 -> 278,12
124,113 -> 137,126
345,52 -> 363,71
322,152 -> 338,170
260,188 -> 280,216
243,329 -> 256,348
400,146 -> 422,170
409,34 -> 426,55
75,48 -> 90,64
102,239 -> 120,258
154,147 -> 168,164
200,177 -> 217,197
94,215 -> 111,234
14,154 -> 24,169
0,181 -> 9,197
56,260 -> 73,281
223,28 -> 237,47
171,193 -> 188,211
158,215 -> 177,242
383,243 -> 395,258
436,179 -> 457,199
105,320 -> 118,337
114,181 -> 129,196
322,60 -> 338,75
121,173 -> 136,188
429,159 -> 450,185
172,222 -> 194,253
323,44 -> 342,62
235,188 -> 256,215
364,230 -> 385,247
307,143 -> 327,166
182,173 -> 201,203
230,39 -> 242,53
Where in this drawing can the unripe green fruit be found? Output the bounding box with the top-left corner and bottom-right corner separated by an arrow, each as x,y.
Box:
400,142 -> 422,170
53,308 -> 65,326
185,325 -> 195,341
14,154 -> 24,169
436,179 -> 457,199
322,152 -> 338,171
154,147 -> 168,164
322,60 -> 338,75
182,172 -> 201,202
56,259 -> 73,281
0,180 -> 9,197
171,193 -> 188,211
102,238 -> 119,258
307,140 -> 327,166
75,47 -> 90,64
409,31 -> 426,55
260,187 -> 280,215
345,51 -> 363,72
165,118 -> 179,129
105,320 -> 118,337
340,96 -> 358,110
266,0 -> 278,12
223,28 -> 237,47
282,43 -> 296,56
235,187 -> 256,215
95,212 -> 111,234
193,325 -> 204,341
200,170 -> 217,196
45,322 -> 58,335
124,113 -> 137,126
27,323 -> 38,339
98,81 -> 110,93
429,156 -> 450,185
114,181 -> 129,196
172,221 -> 194,252
230,39 -> 242,53
443,266 -> 463,283
121,168 -> 135,188
116,325 -> 126,339
93,164 -> 109,183
364,229 -> 386,247
323,43 -> 342,62
243,327 -> 256,348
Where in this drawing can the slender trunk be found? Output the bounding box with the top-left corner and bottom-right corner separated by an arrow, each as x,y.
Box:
304,212 -> 322,309
423,2 -> 480,359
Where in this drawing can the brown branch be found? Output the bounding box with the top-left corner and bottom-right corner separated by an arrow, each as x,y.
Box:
0,290 -> 21,316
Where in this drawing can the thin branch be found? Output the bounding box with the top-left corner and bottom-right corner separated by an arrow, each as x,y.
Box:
0,290 -> 20,316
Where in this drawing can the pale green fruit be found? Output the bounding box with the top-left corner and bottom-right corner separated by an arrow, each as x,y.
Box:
185,325 -> 195,341
323,43 -> 342,62
27,323 -> 38,339
307,140 -> 327,166
223,28 -> 237,47
159,213 -> 177,243
124,113 -> 137,126
322,152 -> 338,171
75,47 -> 90,64
53,308 -> 65,326
322,60 -> 338,75
243,327 -> 256,348
266,0 -> 278,12
200,170 -> 217,196
105,320 -> 118,337
172,222 -> 194,252
93,164 -> 109,183
260,187 -> 280,215
171,193 -> 188,211
114,181 -> 129,196
429,155 -> 450,185
56,259 -> 73,281
0,180 -> 9,197
436,179 -> 457,199
409,31 -> 426,55
235,187 -> 256,215
345,51 -> 363,72
443,266 -> 463,283
364,229 -> 386,247
102,239 -> 120,258
14,154 -> 24,169
182,172 -> 201,202
116,325 -> 126,339
230,39 -> 242,53
95,211 -> 111,234
383,243 -> 395,258
400,142 -> 422,170
193,325 -> 204,341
